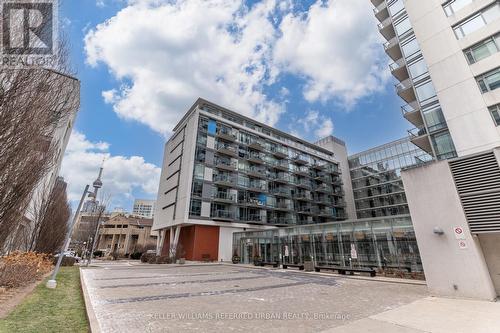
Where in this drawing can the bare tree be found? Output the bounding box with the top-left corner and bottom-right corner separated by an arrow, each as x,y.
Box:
33,179 -> 71,253
0,34 -> 79,250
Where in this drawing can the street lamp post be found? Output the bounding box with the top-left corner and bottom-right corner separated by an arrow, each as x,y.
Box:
46,184 -> 90,289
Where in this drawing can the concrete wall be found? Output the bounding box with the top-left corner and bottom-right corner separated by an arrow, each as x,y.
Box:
405,0 -> 500,157
478,234 -> 500,296
315,137 -> 357,220
402,161 -> 497,300
153,110 -> 199,231
218,226 -> 243,262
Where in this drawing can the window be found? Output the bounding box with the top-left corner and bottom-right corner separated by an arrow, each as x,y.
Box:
194,163 -> 205,180
394,17 -> 412,37
408,58 -> 428,80
423,106 -> 447,132
388,0 -> 404,17
477,67 -> 500,93
415,81 -> 437,103
401,38 -> 420,60
489,104 -> 500,125
431,131 -> 457,160
443,0 -> 473,17
453,4 -> 500,39
464,33 -> 500,64
189,199 -> 201,216
191,180 -> 203,197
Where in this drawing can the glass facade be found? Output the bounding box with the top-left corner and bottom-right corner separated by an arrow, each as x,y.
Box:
349,138 -> 432,219
190,107 -> 347,226
232,216 -> 423,275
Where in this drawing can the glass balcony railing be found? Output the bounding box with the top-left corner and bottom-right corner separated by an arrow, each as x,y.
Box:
270,145 -> 288,157
270,159 -> 289,169
270,187 -> 291,197
213,174 -> 235,184
211,210 -> 234,220
216,127 -> 237,141
214,159 -> 237,169
213,192 -> 235,201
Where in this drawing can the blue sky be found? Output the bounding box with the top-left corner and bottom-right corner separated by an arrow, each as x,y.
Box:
59,0 -> 408,211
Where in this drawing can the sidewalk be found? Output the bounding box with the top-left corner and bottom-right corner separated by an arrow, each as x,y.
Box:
324,296 -> 500,333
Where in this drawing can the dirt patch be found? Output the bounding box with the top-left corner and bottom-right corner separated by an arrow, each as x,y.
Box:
0,271 -> 52,319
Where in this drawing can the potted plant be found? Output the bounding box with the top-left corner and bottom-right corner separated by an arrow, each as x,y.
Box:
232,253 -> 241,264
303,255 -> 314,272
253,256 -> 262,266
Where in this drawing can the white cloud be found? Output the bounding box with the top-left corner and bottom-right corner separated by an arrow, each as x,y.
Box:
274,0 -> 389,107
60,131 -> 161,210
85,0 -> 285,136
315,118 -> 334,138
290,110 -> 334,140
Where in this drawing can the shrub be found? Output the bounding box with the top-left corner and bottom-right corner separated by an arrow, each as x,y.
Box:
0,252 -> 53,288
130,252 -> 142,260
140,252 -> 155,263
93,250 -> 103,257
154,255 -> 171,264
54,256 -> 76,267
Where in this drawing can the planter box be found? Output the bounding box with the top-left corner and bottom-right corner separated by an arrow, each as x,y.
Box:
304,261 -> 314,272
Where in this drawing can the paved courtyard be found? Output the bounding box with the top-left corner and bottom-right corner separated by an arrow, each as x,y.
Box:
80,261 -> 428,332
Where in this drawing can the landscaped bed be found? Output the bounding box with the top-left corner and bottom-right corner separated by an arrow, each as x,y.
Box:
0,266 -> 89,333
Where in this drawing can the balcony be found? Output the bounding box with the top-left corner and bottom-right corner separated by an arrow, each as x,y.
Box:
247,182 -> 267,193
390,58 -> 409,81
314,183 -> 333,194
215,128 -> 237,142
317,208 -> 335,217
248,139 -> 265,152
268,216 -> 294,226
214,159 -> 237,171
295,192 -> 313,201
215,143 -> 238,157
297,206 -> 313,215
292,155 -> 308,165
270,159 -> 289,171
213,174 -> 235,186
294,179 -> 311,190
211,210 -> 234,221
408,127 -> 433,154
246,166 -> 267,179
384,36 -> 402,61
401,102 -> 424,127
213,191 -> 236,203
332,189 -> 345,197
274,202 -> 293,211
292,167 -> 310,177
269,173 -> 291,184
377,16 -> 395,40
396,78 -> 416,103
322,164 -> 341,175
270,187 -> 292,197
239,214 -> 265,224
311,161 -> 326,170
333,199 -> 346,207
270,145 -> 288,158
247,152 -> 265,165
370,0 -> 385,7
238,196 -> 265,207
373,1 -> 389,23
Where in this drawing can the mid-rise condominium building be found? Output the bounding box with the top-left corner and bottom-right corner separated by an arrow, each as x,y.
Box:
372,0 -> 500,299
132,199 -> 156,218
153,98 -> 350,261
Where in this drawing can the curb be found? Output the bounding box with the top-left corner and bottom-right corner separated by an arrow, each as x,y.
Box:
80,268 -> 101,333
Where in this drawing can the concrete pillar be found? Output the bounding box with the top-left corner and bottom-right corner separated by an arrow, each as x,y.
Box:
124,231 -> 131,255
